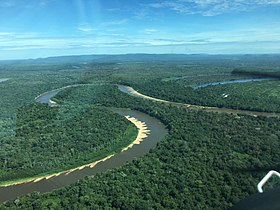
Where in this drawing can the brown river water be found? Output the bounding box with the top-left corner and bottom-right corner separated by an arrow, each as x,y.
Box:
0,87 -> 168,202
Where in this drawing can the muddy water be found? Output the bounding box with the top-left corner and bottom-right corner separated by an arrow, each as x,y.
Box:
0,88 -> 168,202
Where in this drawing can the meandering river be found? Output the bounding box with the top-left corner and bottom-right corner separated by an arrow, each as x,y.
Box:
117,85 -> 280,118
0,86 -> 168,202
2,80 -> 279,202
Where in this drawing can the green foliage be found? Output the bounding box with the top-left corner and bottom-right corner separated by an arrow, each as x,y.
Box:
1,56 -> 280,209
95,58 -> 280,113
0,103 -> 137,182
130,79 -> 280,113
3,83 -> 280,209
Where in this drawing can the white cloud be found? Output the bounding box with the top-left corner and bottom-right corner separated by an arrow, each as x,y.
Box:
0,32 -> 14,36
77,22 -> 97,33
134,9 -> 150,20
145,29 -> 158,33
102,19 -> 129,26
0,0 -> 55,8
256,0 -> 280,4
0,22 -> 279,57
0,1 -> 15,8
77,27 -> 94,32
148,0 -> 280,16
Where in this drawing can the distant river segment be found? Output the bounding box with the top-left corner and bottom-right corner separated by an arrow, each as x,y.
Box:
195,78 -> 276,89
0,78 -> 9,83
117,84 -> 280,118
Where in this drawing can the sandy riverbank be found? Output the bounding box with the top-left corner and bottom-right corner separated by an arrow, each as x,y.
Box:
0,115 -> 150,187
119,85 -> 280,118
123,86 -> 205,109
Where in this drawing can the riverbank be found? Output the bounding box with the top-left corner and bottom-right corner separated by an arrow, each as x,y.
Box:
0,115 -> 149,187
34,83 -> 96,102
0,78 -> 9,83
118,85 -> 280,118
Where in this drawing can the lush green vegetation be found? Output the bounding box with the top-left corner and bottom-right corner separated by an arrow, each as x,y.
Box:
97,56 -> 280,113
0,102 -> 137,183
2,82 -> 280,209
131,79 -> 280,113
1,55 -> 280,209
112,63 -> 280,113
0,62 -> 138,183
0,63 -> 84,139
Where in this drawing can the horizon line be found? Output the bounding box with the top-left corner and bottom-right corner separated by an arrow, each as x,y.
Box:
1,52 -> 280,62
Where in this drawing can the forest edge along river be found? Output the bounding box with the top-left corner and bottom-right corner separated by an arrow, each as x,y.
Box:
194,78 -> 276,89
1,80 -> 279,202
0,85 -> 168,202
117,84 -> 280,118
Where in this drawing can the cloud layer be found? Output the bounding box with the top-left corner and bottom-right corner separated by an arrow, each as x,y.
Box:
148,0 -> 280,16
0,0 -> 55,8
0,0 -> 279,59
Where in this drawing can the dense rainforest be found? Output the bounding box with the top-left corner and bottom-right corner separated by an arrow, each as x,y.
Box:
0,55 -> 280,209
0,102 -> 137,183
114,64 -> 280,113
0,63 -> 138,183
131,79 -> 280,113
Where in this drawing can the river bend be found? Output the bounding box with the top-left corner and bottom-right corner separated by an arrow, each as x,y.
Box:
0,86 -> 168,202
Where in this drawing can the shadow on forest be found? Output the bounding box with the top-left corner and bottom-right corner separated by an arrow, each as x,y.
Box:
232,69 -> 280,79
231,166 -> 280,173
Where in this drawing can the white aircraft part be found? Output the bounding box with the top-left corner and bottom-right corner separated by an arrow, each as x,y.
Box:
257,170 -> 280,193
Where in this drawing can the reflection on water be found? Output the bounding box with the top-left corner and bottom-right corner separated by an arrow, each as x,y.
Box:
35,89 -> 61,106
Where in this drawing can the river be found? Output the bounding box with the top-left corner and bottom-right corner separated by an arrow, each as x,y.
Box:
0,86 -> 168,202
195,78 -> 276,89
117,85 -> 280,118
0,78 -> 9,83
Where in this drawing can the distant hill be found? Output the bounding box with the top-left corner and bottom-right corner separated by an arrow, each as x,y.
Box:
1,53 -> 280,65
37,53 -> 280,63
34,54 -> 223,63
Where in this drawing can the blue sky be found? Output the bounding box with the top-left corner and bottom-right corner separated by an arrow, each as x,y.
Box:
0,0 -> 280,60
